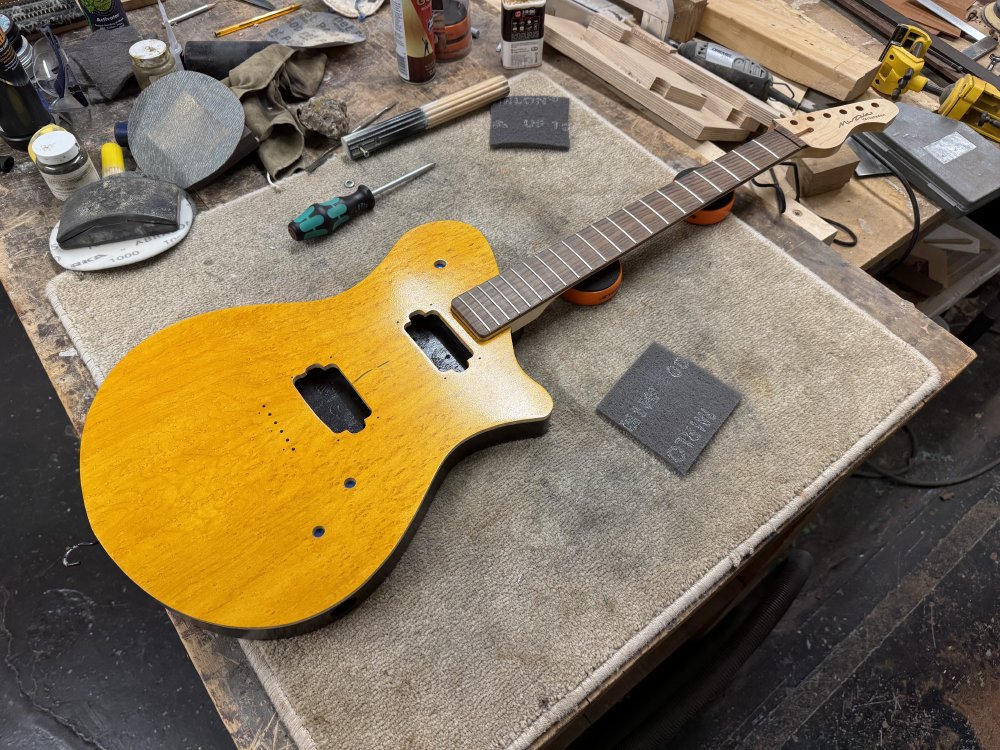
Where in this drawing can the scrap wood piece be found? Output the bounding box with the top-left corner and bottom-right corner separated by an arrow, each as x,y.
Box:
545,14 -> 750,141
697,0 -> 880,101
790,143 -> 860,197
882,0 -> 960,36
588,15 -> 778,129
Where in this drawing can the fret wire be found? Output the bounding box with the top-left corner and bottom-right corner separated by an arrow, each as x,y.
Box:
458,296 -> 488,330
622,207 -> 652,234
590,223 -> 622,253
512,267 -> 543,300
733,150 -> 759,170
551,247 -> 580,277
537,253 -> 566,284
756,141 -> 779,159
471,287 -> 503,325
486,278 -> 519,314
499,273 -> 531,306
606,215 -> 636,243
656,189 -> 685,214
526,262 -> 556,293
693,170 -> 721,192
716,161 -> 739,181
563,240 -> 593,270
576,231 -> 609,262
675,180 -> 702,202
638,198 -> 668,224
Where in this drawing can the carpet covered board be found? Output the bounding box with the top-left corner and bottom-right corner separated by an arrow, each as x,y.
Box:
48,72 -> 939,749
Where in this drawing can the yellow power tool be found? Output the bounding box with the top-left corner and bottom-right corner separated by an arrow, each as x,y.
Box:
872,24 -> 941,98
939,74 -> 1000,140
873,24 -> 1000,143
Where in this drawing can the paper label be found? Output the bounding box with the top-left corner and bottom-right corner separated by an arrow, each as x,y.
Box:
924,132 -> 976,164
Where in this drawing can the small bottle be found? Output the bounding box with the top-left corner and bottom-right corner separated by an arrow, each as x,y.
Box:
129,39 -> 175,89
28,123 -> 67,162
33,130 -> 100,201
76,0 -> 130,30
101,142 -> 125,178
0,26 -> 51,151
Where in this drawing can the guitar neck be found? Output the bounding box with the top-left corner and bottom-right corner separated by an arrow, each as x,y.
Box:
452,127 -> 806,340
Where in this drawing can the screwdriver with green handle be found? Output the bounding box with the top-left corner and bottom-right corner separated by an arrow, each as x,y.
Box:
288,162 -> 436,241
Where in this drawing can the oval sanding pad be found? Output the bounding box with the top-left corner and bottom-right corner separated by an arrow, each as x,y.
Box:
128,71 -> 245,189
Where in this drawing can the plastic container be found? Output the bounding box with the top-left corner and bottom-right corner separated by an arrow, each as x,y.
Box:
33,130 -> 100,200
0,26 -> 51,151
77,0 -> 130,30
432,0 -> 471,61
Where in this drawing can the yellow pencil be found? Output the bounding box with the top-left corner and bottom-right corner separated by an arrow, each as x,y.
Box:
214,4 -> 301,37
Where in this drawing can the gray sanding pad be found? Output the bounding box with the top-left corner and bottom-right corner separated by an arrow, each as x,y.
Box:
597,343 -> 741,475
57,175 -> 185,249
264,12 -> 366,48
490,96 -> 570,150
128,71 -> 245,190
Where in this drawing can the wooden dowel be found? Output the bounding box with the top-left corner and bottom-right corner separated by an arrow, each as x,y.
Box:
423,76 -> 509,128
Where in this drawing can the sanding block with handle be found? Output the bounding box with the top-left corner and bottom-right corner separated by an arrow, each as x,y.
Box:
57,175 -> 186,249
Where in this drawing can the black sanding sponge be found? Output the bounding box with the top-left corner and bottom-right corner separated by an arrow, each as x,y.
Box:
57,175 -> 185,249
490,96 -> 570,150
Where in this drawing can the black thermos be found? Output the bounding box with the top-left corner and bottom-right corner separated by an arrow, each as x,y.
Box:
0,27 -> 51,151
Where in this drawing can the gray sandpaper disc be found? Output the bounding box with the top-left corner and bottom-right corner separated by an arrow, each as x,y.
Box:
128,71 -> 245,190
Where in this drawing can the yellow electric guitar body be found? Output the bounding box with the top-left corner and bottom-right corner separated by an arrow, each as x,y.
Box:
80,102 -> 899,637
80,221 -> 553,637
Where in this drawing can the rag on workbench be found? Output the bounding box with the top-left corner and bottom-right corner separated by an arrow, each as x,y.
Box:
224,44 -> 327,177
48,72 -> 938,749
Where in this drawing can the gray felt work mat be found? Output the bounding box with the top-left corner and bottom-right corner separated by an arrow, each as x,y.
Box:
48,72 -> 939,749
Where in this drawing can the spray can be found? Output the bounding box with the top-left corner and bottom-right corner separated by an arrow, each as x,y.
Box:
76,0 -> 130,30
500,0 -> 544,70
0,27 -> 51,151
390,0 -> 435,83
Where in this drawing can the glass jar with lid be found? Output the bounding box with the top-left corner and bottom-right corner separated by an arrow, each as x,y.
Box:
33,129 -> 99,201
129,39 -> 174,89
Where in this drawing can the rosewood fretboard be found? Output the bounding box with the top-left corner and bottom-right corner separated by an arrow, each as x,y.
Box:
451,128 -> 805,340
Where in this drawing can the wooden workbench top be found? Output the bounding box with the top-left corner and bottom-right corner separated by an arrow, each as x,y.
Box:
0,0 -> 973,747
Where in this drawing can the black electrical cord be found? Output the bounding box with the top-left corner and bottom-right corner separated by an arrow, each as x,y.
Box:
848,134 -> 921,277
854,424 -> 1000,488
784,101 -> 921,274
751,168 -> 786,213
782,161 -> 859,247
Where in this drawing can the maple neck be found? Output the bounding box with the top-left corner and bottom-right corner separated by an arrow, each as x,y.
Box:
451,127 -> 805,340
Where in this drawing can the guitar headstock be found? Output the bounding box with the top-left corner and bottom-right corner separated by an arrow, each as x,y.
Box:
775,99 -> 899,157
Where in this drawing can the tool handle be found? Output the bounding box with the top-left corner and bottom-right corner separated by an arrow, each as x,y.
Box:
288,186 -> 375,241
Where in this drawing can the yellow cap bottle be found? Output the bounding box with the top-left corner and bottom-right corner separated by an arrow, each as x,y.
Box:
101,143 -> 126,178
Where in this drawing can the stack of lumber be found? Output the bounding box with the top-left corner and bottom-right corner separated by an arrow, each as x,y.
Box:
544,14 -> 779,142
698,0 -> 880,101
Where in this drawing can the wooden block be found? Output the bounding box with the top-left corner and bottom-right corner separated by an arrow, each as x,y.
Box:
668,0 -> 707,42
587,16 -> 779,129
791,143 -> 860,197
544,15 -> 750,141
581,25 -> 708,108
911,244 -> 951,286
697,0 -> 880,101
